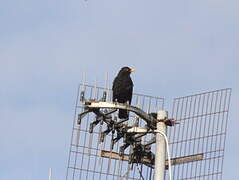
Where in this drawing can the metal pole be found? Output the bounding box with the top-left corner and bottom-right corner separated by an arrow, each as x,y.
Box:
154,110 -> 167,180
49,168 -> 52,180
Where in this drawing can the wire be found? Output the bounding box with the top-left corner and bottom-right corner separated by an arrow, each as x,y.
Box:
149,167 -> 152,180
136,163 -> 145,180
156,130 -> 172,180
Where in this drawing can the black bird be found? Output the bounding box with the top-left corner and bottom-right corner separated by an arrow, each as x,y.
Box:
112,67 -> 135,119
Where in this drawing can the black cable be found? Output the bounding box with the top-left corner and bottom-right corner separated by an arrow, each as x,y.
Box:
136,163 -> 145,180
149,167 -> 152,180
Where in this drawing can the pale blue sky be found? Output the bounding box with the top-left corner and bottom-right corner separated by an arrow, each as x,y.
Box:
0,0 -> 238,179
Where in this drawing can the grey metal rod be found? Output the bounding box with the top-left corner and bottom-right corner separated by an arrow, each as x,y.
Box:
85,101 -> 157,129
154,110 -> 168,180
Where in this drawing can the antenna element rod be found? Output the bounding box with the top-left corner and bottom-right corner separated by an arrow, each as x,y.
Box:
49,168 -> 52,180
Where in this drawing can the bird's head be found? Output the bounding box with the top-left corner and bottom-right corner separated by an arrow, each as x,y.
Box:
119,67 -> 136,76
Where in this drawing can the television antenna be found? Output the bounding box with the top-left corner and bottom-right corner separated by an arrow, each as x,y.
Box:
66,75 -> 231,180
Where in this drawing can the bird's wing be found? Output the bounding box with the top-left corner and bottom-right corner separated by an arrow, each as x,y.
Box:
127,81 -> 133,104
112,76 -> 134,104
112,76 -> 120,101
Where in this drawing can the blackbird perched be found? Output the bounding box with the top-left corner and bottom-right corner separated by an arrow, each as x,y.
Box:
112,67 -> 135,119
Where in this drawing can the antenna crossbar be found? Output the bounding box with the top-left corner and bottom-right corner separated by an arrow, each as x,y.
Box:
100,150 -> 203,169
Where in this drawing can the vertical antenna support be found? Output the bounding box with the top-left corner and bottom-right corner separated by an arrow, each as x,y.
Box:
49,168 -> 52,180
154,110 -> 168,180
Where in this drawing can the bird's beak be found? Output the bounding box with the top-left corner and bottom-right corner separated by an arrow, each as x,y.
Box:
129,69 -> 136,72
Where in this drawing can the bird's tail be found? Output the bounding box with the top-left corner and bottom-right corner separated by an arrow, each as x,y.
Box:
118,109 -> 129,119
